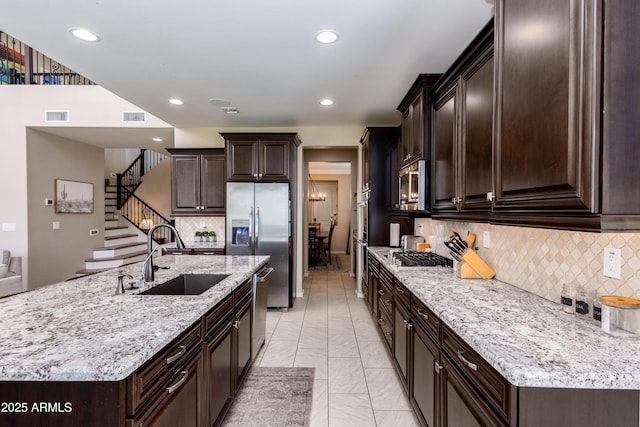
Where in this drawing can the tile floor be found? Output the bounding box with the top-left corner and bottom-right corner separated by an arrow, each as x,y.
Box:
254,255 -> 421,427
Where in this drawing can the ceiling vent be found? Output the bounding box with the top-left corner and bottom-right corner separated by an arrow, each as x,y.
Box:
45,110 -> 69,122
122,111 -> 146,123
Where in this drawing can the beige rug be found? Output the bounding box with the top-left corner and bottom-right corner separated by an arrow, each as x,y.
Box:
222,367 -> 315,427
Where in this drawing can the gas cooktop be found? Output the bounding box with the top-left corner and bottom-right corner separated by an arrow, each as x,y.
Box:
392,251 -> 453,267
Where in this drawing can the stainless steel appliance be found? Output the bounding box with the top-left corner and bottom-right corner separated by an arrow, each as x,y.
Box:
401,234 -> 425,251
226,182 -> 291,309
399,159 -> 427,210
392,251 -> 453,267
252,266 -> 273,358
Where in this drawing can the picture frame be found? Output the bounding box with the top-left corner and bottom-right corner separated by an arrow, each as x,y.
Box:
55,179 -> 94,213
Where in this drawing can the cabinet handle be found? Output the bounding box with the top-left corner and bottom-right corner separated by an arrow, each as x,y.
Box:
385,332 -> 392,337
434,362 -> 443,374
377,318 -> 385,325
253,173 -> 258,178
233,320 -> 240,329
417,308 -> 429,321
457,350 -> 478,371
165,345 -> 186,365
394,286 -> 405,294
385,299 -> 392,307
167,370 -> 189,394
258,173 -> 263,179
201,252 -> 215,255
378,289 -> 385,296
486,191 -> 495,201
406,322 -> 412,330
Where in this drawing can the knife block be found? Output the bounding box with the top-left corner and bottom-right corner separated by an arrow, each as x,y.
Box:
456,248 -> 495,279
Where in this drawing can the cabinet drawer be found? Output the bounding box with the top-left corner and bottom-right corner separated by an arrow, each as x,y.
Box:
127,322 -> 202,416
379,265 -> 394,287
234,278 -> 252,306
442,325 -> 514,424
377,279 -> 394,315
411,296 -> 440,341
204,294 -> 233,339
377,305 -> 393,350
392,280 -> 410,309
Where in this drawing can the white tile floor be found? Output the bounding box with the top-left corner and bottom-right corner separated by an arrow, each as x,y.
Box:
254,256 -> 421,427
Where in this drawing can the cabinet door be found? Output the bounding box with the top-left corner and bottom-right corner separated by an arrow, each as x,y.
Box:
205,323 -> 233,427
393,299 -> 410,390
459,48 -> 494,212
441,360 -> 505,427
171,154 -> 201,214
129,352 -> 202,427
400,113 -> 411,166
410,92 -> 425,161
411,323 -> 439,427
234,299 -> 253,390
227,140 -> 258,181
431,86 -> 458,212
259,140 -> 289,181
493,0 -> 597,212
361,131 -> 370,192
201,153 -> 225,215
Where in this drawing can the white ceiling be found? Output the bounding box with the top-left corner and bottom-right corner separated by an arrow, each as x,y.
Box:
2,0 -> 494,131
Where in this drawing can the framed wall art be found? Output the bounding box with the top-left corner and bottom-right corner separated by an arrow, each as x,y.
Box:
55,179 -> 94,213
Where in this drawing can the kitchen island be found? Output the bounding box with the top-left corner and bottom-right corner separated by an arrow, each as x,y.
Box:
0,254 -> 269,427
367,246 -> 640,426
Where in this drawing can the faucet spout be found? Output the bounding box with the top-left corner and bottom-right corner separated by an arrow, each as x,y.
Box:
143,223 -> 186,283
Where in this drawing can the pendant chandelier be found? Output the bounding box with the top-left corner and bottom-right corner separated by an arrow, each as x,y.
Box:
308,174 -> 326,202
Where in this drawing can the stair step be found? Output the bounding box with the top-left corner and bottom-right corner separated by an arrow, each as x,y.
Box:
105,226 -> 129,237
104,234 -> 139,246
93,242 -> 147,258
84,250 -> 147,270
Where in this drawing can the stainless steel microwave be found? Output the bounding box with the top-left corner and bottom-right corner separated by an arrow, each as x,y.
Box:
399,160 -> 427,211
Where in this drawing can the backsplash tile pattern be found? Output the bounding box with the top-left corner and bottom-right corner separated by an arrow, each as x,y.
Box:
174,217 -> 225,244
414,218 -> 640,304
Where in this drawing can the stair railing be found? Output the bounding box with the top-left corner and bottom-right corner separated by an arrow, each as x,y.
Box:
119,190 -> 176,244
117,149 -> 167,209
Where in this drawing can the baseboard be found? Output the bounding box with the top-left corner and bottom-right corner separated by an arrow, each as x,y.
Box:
295,289 -> 305,298
355,289 -> 364,298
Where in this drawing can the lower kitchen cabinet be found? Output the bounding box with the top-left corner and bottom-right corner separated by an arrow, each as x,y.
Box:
204,323 -> 233,427
234,296 -> 252,390
393,290 -> 410,391
411,319 -> 439,427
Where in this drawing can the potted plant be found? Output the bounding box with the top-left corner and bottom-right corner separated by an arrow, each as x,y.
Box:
209,231 -> 217,242
195,231 -> 203,242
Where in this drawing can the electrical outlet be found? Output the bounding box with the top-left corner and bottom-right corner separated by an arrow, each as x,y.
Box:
52,221 -> 60,230
483,231 -> 490,248
603,247 -> 621,279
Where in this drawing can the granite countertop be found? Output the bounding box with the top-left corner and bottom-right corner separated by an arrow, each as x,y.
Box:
0,254 -> 268,382
368,246 -> 640,390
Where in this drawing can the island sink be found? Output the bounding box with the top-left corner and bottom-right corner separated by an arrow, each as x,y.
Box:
140,273 -> 230,295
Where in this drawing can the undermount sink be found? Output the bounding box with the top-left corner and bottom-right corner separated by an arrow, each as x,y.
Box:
140,274 -> 231,295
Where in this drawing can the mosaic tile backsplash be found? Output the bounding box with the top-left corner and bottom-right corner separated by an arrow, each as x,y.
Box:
413,218 -> 640,304
174,217 -> 225,245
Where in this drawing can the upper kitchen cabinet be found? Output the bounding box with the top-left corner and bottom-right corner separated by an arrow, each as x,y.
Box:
431,21 -> 494,218
223,133 -> 301,182
493,0 -> 640,231
168,148 -> 225,216
397,74 -> 441,168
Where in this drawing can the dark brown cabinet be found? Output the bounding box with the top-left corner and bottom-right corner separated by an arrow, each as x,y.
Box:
431,21 -> 494,217
168,148 -> 225,216
492,0 -> 640,231
393,286 -> 410,390
233,279 -> 253,390
223,133 -> 300,182
397,75 -> 441,168
411,317 -> 439,427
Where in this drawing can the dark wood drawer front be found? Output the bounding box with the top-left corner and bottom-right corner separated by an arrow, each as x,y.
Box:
393,280 -> 410,309
127,322 -> 202,416
204,294 -> 233,339
442,325 -> 513,424
368,253 -> 380,272
377,305 -> 393,350
411,296 -> 440,341
234,278 -> 252,305
378,279 -> 394,315
379,265 -> 394,288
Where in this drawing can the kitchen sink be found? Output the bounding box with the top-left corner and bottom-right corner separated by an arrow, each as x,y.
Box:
140,274 -> 230,295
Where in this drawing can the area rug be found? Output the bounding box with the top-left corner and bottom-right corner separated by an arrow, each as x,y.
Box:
222,367 -> 315,427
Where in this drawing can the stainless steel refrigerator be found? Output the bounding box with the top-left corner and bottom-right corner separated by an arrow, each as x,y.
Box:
226,182 -> 291,309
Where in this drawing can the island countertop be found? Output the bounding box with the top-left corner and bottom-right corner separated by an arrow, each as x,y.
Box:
368,246 -> 640,390
0,254 -> 269,382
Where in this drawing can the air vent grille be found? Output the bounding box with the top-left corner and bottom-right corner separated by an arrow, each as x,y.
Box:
122,111 -> 146,123
45,111 -> 69,122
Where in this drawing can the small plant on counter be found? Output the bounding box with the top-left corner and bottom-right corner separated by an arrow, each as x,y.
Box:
195,231 -> 203,242
209,231 -> 217,242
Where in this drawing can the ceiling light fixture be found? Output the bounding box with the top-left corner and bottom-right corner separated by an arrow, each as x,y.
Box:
69,27 -> 100,42
152,137 -> 163,142
168,98 -> 184,105
315,30 -> 339,44
221,106 -> 239,114
319,99 -> 334,106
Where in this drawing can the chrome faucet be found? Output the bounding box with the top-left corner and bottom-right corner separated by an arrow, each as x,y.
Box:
143,223 -> 187,283
116,272 -> 134,295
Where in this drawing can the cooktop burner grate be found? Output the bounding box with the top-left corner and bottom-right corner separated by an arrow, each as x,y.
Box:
392,251 -> 453,267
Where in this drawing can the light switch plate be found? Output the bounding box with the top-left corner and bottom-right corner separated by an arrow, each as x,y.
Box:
483,231 -> 490,248
53,221 -> 61,230
89,229 -> 99,236
2,223 -> 17,232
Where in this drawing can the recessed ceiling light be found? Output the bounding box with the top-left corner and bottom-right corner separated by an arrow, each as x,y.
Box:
319,99 -> 334,106
152,137 -> 163,142
168,98 -> 184,105
69,27 -> 100,42
315,30 -> 339,44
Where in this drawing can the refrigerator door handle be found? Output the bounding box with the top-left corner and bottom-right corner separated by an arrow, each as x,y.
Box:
255,206 -> 260,252
249,206 -> 254,252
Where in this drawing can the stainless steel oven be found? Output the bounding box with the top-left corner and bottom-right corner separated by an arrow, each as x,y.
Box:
399,159 -> 427,210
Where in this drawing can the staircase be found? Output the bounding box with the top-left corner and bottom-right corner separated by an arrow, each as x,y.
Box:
76,184 -> 148,275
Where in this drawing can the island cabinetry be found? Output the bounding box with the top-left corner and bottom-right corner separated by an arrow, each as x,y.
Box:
168,148 -> 225,216
376,269 -> 394,352
126,322 -> 204,427
233,278 -> 253,390
223,133 -> 300,182
431,21 -> 494,217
